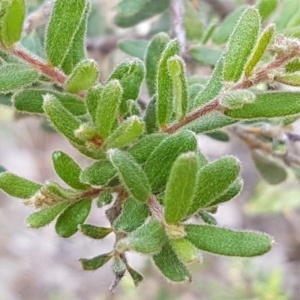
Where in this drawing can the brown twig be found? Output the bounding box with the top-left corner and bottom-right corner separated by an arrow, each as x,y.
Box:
163,99 -> 222,134
11,46 -> 66,85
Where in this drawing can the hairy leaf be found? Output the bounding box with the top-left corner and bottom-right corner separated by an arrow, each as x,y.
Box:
13,89 -> 86,116
224,7 -> 261,82
225,92 -> 300,119
55,199 -> 92,238
257,0 -> 278,21
65,59 -> 99,93
45,0 -> 89,66
117,219 -> 165,254
118,39 -> 149,59
0,0 -> 25,47
185,224 -> 273,257
171,238 -> 202,263
80,253 -> 112,270
168,55 -> 188,120
145,32 -> 170,96
26,203 -> 68,228
145,130 -> 197,192
79,224 -> 112,239
108,149 -> 150,202
52,151 -> 88,190
114,197 -> 149,232
0,64 -> 39,92
80,159 -> 116,186
153,240 -> 191,282
188,156 -> 240,215
0,172 -> 41,199
164,152 -> 198,224
156,39 -> 180,126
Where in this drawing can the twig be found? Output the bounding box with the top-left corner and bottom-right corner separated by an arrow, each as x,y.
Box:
163,99 -> 222,134
170,0 -> 187,54
11,45 -> 66,85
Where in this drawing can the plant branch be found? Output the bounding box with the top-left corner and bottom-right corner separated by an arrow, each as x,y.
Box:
163,99 -> 222,134
170,0 -> 187,54
11,45 -> 67,85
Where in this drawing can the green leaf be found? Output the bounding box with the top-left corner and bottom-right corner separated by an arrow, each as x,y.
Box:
212,6 -> 248,44
156,39 -> 181,127
187,84 -> 203,112
224,92 -> 300,119
105,116 -> 145,149
118,39 -> 149,60
144,96 -> 159,134
128,133 -> 167,163
145,130 -> 197,192
198,211 -> 217,225
80,159 -> 116,186
97,191 -> 113,208
52,151 -> 88,190
183,0 -> 203,41
114,0 -> 170,28
164,152 -> 198,224
184,111 -> 237,134
126,265 -> 144,287
26,203 -> 68,228
224,7 -> 261,82
275,72 -> 300,86
257,0 -> 278,21
45,0 -> 89,66
108,149 -> 150,202
153,240 -> 191,282
209,178 -> 243,207
145,32 -> 170,96
0,93 -> 11,106
201,20 -> 218,44
188,156 -> 240,215
117,219 -> 165,254
80,253 -> 112,270
65,59 -> 99,93
79,224 -> 112,239
94,80 -> 122,139
55,199 -> 92,238
0,165 -> 7,173
194,57 -> 224,108
43,94 -> 83,145
274,0 -> 299,30
0,64 -> 39,92
0,172 -> 41,199
113,197 -> 149,232
190,46 -> 222,66
13,89 -> 86,116
251,151 -> 287,185
244,24 -> 275,77
205,131 -> 230,142
171,238 -> 202,263
86,84 -> 102,124
0,0 -> 26,47
286,58 -> 300,73
61,1 -> 90,74
221,90 -> 256,109
167,55 -> 188,120
108,58 -> 144,104
185,224 -> 273,257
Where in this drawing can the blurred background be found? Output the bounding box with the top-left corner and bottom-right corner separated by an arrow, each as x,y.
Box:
1,0 -> 300,299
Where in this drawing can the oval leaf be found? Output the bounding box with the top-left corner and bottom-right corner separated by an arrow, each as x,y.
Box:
26,203 -> 68,228
0,172 -> 41,199
145,130 -> 197,192
224,7 -> 261,82
52,150 -> 88,190
79,224 -> 112,239
153,240 -> 191,282
45,0 -> 89,66
185,224 -> 274,257
108,149 -> 150,202
55,199 -> 92,238
164,152 -> 198,224
80,253 -> 112,270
